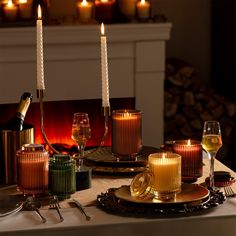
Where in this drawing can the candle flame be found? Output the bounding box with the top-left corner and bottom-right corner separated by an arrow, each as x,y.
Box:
7,0 -> 13,7
37,5 -> 42,19
162,153 -> 166,159
141,0 -> 146,4
101,23 -> 105,35
19,0 -> 27,3
101,0 -> 109,2
187,139 -> 191,146
81,0 -> 88,6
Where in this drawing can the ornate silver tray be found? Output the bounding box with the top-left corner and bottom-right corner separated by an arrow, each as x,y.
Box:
97,185 -> 226,217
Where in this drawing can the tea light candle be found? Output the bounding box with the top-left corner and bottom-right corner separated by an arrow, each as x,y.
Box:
148,152 -> 181,194
173,139 -> 203,183
136,0 -> 150,20
3,0 -> 18,21
94,0 -> 115,23
112,110 -> 142,158
36,5 -> 45,91
18,0 -> 33,20
77,0 -> 93,23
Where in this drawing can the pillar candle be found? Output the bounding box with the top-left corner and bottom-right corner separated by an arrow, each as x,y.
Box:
148,152 -> 181,197
95,0 -> 116,23
18,0 -> 33,20
100,23 -> 110,108
112,109 -> 142,159
173,139 -> 203,183
3,0 -> 18,21
36,5 -> 45,91
136,0 -> 150,20
77,0 -> 93,23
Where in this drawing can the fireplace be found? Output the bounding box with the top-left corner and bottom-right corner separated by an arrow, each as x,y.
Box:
0,22 -> 171,148
0,97 -> 134,153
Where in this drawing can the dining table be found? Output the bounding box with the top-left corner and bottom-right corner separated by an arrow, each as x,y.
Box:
0,152 -> 236,236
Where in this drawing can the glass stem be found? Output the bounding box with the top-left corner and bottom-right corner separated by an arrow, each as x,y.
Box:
207,152 -> 215,190
77,144 -> 85,169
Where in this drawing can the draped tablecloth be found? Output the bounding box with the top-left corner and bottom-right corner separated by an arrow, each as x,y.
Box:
1,156 -> 236,236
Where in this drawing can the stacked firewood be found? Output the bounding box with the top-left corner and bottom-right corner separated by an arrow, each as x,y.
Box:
164,58 -> 236,165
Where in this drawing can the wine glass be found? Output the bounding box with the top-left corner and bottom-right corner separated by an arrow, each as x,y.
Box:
71,112 -> 91,169
201,121 -> 222,190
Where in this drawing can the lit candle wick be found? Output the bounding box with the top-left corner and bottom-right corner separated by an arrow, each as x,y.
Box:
38,5 -> 42,19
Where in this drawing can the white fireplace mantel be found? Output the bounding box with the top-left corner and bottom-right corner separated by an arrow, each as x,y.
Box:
0,22 -> 172,148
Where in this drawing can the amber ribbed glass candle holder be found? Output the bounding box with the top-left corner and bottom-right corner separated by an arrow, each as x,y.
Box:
112,109 -> 142,160
173,140 -> 203,183
17,144 -> 49,195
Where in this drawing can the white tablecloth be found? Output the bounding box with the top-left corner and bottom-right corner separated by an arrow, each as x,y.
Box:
1,156 -> 236,236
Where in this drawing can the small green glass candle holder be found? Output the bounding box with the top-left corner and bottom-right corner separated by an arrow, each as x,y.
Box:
49,154 -> 76,200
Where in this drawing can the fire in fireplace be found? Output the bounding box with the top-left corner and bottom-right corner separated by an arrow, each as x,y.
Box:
0,97 -> 135,153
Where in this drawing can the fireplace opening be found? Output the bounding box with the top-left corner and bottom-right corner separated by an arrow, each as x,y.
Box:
0,97 -> 135,154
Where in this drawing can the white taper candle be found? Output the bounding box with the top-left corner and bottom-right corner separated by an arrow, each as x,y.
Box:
100,23 -> 110,108
36,5 -> 45,90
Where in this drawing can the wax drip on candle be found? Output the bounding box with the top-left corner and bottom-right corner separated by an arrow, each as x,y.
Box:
36,5 -> 45,91
100,23 -> 110,108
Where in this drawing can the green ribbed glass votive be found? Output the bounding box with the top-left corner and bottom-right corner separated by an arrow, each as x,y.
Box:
49,154 -> 76,200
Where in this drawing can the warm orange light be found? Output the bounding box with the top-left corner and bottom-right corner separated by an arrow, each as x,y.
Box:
187,139 -> 191,146
101,0 -> 109,2
162,153 -> 166,159
7,0 -> 14,7
19,0 -> 27,3
141,0 -> 146,4
37,5 -> 42,19
81,0 -> 88,6
101,22 -> 105,35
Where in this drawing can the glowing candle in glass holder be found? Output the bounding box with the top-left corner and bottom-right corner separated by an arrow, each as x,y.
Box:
18,0 -> 33,20
17,144 -> 49,195
173,139 -> 203,183
3,0 -> 18,21
112,109 -> 142,160
77,0 -> 93,23
136,0 -> 150,20
95,0 -> 116,23
148,152 -> 181,201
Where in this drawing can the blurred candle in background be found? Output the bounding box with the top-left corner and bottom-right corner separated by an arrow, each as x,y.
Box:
3,0 -> 18,21
77,0 -> 93,23
112,109 -> 142,160
18,0 -> 33,20
95,0 -> 116,23
100,23 -> 110,108
173,139 -> 203,183
136,0 -> 150,20
118,0 -> 137,20
36,5 -> 45,91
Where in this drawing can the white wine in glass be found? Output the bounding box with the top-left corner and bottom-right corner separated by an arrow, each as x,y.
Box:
201,121 -> 222,190
71,112 -> 91,168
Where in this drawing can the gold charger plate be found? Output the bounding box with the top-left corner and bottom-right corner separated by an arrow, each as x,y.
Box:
115,183 -> 210,204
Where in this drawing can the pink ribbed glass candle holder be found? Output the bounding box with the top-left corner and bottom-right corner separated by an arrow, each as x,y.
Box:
17,144 -> 49,195
173,140 -> 203,183
112,109 -> 142,160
